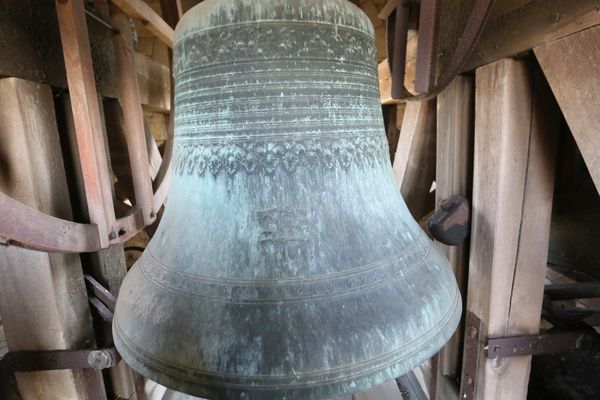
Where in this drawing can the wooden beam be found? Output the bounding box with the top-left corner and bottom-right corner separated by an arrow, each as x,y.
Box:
110,0 -> 174,47
435,76 -> 474,377
462,58 -> 559,400
59,91 -> 143,400
112,8 -> 156,225
56,0 -> 116,247
465,0 -> 600,71
535,24 -> 600,194
353,380 -> 402,400
136,52 -> 171,113
0,77 -> 105,400
392,99 -> 437,220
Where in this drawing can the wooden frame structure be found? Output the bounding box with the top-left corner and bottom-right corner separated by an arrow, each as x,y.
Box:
0,0 -> 177,254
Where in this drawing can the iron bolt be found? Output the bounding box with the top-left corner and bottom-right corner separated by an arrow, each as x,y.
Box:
88,350 -> 112,369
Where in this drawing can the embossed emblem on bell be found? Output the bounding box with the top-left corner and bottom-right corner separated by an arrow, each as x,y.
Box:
112,0 -> 462,399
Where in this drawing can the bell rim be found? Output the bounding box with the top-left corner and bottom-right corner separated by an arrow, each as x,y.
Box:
113,286 -> 461,398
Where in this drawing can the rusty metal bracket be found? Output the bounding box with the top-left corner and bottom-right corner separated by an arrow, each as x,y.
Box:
1,276 -> 121,373
387,0 -> 495,101
486,331 -> 594,358
85,274 -> 117,323
459,312 -> 483,400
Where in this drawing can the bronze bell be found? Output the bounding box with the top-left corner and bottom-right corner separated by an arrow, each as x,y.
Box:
113,0 -> 461,399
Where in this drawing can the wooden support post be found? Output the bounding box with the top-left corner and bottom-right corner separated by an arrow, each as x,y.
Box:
0,78 -> 105,399
353,380 -> 402,400
111,8 -> 156,225
534,24 -> 600,194
59,93 -> 142,400
461,58 -> 560,400
136,52 -> 172,114
56,0 -> 116,246
393,99 -> 437,220
435,76 -> 474,377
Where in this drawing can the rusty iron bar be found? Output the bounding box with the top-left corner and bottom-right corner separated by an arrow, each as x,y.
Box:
545,282 -> 600,301
388,0 -> 496,100
0,191 -> 101,253
388,0 -> 411,99
486,331 -> 594,358
0,187 -> 167,253
2,348 -> 121,372
459,312 -> 483,400
414,0 -> 441,93
89,296 -> 114,323
85,275 -> 117,312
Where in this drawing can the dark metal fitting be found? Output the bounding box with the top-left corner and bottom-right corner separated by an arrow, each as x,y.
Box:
87,350 -> 114,369
427,195 -> 470,245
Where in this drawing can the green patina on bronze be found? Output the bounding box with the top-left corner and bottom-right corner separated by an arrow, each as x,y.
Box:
113,1 -> 461,399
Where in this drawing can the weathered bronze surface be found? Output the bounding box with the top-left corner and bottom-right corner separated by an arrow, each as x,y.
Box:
113,1 -> 461,399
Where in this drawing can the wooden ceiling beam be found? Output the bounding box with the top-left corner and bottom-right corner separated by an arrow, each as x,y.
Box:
465,0 -> 600,71
110,0 -> 175,47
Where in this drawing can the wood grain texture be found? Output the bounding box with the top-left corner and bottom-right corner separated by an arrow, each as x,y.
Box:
535,24 -> 600,194
466,0 -> 600,71
56,0 -> 116,246
110,0 -> 175,47
435,75 -> 474,376
0,78 -> 105,400
112,9 -> 155,225
393,99 -> 437,220
463,58 -> 559,400
136,52 -> 171,113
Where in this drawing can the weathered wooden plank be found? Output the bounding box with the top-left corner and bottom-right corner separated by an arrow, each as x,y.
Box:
0,78 -> 105,400
353,380 -> 402,400
466,0 -> 600,72
392,99 -> 437,220
489,0 -> 532,18
462,58 -> 559,400
535,24 -> 600,194
0,1 -> 169,108
110,0 -> 174,47
435,76 -> 474,377
56,0 -> 116,247
59,93 -> 141,400
112,9 -> 155,225
136,52 -> 171,113
0,0 -> 118,96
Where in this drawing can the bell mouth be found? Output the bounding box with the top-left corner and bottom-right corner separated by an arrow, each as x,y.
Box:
113,257 -> 461,400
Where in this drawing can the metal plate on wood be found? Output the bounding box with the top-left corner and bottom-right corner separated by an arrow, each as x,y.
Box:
487,331 -> 593,358
459,312 -> 483,400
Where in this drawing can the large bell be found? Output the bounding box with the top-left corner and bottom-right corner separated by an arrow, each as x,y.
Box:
113,0 -> 461,399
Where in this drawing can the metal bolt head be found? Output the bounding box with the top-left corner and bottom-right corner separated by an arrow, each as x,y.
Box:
88,350 -> 112,369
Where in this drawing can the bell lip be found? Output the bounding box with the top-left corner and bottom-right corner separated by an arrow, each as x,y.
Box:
113,287 -> 461,399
